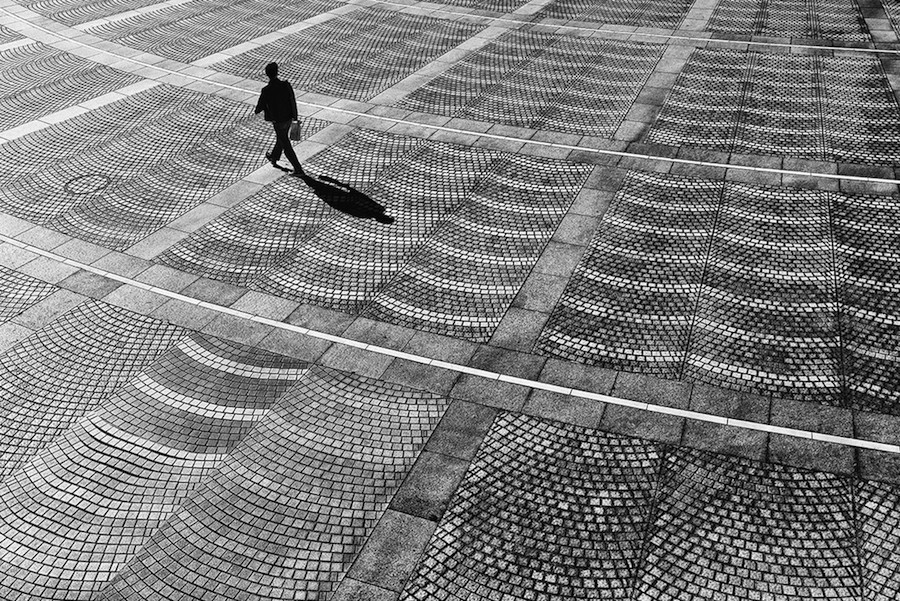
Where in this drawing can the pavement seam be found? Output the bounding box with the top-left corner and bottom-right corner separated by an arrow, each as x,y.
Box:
1,231 -> 897,455
1,4 -> 900,185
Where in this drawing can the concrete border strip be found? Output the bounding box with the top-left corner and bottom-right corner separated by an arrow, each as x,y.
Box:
1,231 -> 897,455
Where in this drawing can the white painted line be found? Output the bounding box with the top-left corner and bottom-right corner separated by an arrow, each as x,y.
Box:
0,230 -> 897,453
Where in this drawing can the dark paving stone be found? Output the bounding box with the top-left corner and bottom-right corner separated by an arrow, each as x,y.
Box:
381,358 -> 461,397
681,420 -> 768,462
522,389 -> 606,428
467,345 -> 545,380
688,382 -> 770,421
390,451 -> 470,522
58,269 -> 122,300
539,357 -> 617,395
768,434 -> 857,475
319,343 -> 396,380
511,272 -> 568,313
424,399 -> 499,461
488,307 -> 549,351
332,579 -> 398,601
612,371 -> 692,409
450,374 -> 530,412
200,312 -> 272,347
600,404 -> 685,444
256,326 -> 333,363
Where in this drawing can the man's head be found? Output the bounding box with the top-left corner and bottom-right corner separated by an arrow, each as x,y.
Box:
265,62 -> 278,80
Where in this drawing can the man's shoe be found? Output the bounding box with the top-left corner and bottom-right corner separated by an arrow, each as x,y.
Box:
265,152 -> 278,167
290,169 -> 305,178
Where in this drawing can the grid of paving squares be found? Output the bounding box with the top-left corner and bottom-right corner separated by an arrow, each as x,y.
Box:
536,0 -> 695,28
0,265 -> 56,323
0,85 -> 327,250
212,7 -> 484,102
398,30 -> 665,137
707,0 -> 871,42
85,0 -> 342,63
403,413 -> 900,601
0,300 -> 447,597
0,42 -> 141,132
160,129 -> 592,342
537,170 -> 900,412
649,48 -> 900,164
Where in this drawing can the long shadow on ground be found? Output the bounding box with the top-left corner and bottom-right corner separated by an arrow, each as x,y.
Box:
300,173 -> 394,224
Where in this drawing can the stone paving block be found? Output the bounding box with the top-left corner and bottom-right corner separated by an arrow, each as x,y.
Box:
10,288 -> 85,331
531,240 -> 585,277
0,321 -> 33,354
511,272 -> 568,313
179,276 -> 248,307
256,326 -> 333,363
425,399 -> 498,461
688,382 -> 770,420
201,312 -> 272,348
539,356 -> 618,395
229,290 -> 299,321
148,298 -> 219,331
332,578 -> 399,601
17,254 -> 80,283
450,374 -> 530,412
468,344 -> 545,380
389,451 -> 470,522
51,237 -> 110,264
90,251 -> 152,277
0,243 -> 39,270
523,388 -> 606,428
319,342 -> 395,379
402,330 -> 478,365
102,283 -> 168,315
770,396 -> 853,436
381,358 -> 461,397
612,371 -> 692,409
488,307 -> 549,351
58,269 -> 122,299
600,404 -> 685,443
681,420 -> 768,462
134,263 -> 199,292
343,317 -> 419,351
768,434 -> 857,476
287,302 -> 356,335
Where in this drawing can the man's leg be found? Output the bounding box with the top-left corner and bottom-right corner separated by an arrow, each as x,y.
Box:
274,121 -> 303,173
269,122 -> 285,163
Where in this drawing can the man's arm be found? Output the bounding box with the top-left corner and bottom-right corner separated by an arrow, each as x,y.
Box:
254,88 -> 267,115
288,83 -> 298,121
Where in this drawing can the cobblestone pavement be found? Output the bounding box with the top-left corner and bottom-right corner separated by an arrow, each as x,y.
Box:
0,0 -> 900,597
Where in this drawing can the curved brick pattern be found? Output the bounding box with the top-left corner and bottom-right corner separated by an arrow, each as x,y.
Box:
215,8 -> 483,102
365,154 -> 592,342
0,42 -> 141,132
859,481 -> 900,600
537,0 -> 694,28
537,171 -> 720,378
98,367 -> 446,600
87,0 -> 341,63
401,32 -> 664,137
403,413 -> 663,601
0,24 -> 22,45
636,448 -> 860,601
399,29 -> 554,116
833,194 -> 900,413
0,85 -> 288,251
0,331 -> 307,599
0,300 -> 182,481
0,265 -> 56,323
708,0 -> 871,43
649,48 -> 900,164
158,128 -> 425,285
685,183 -> 842,403
16,0 -> 170,26
255,139 -> 505,313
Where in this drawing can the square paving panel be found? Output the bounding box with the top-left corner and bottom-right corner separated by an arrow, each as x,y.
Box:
405,32 -> 665,137
833,193 -> 900,413
707,0 -> 871,43
0,265 -> 57,324
536,171 -> 720,379
0,300 -> 183,482
87,0 -> 342,63
254,140 -> 504,313
215,8 -> 483,102
650,49 -> 900,165
0,42 -> 142,133
426,0 -> 530,10
158,128 -> 426,285
537,0 -> 694,28
684,183 -> 843,404
364,154 -> 592,342
0,330 -> 308,598
0,85 -> 298,251
98,367 -> 447,600
635,448 -> 861,600
403,413 -> 663,601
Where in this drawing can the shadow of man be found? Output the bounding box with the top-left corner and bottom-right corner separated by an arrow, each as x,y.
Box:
299,174 -> 394,224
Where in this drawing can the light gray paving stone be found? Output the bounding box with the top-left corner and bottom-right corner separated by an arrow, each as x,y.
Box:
389,451 -> 469,522
10,289 -> 85,331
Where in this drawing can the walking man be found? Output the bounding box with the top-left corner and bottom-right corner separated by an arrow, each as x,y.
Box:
255,62 -> 304,177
